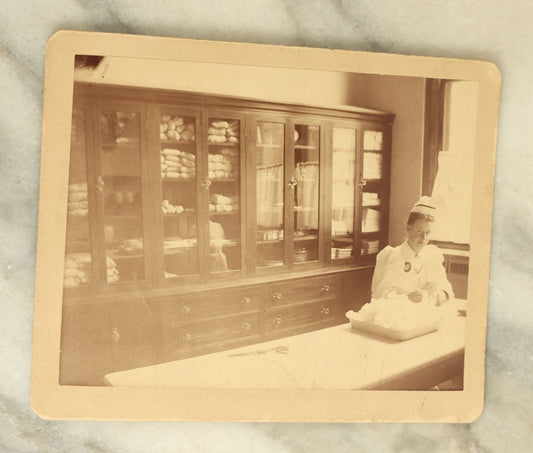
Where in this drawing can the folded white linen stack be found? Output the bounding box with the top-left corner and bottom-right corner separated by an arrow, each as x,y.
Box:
207,120 -> 239,144
208,150 -> 239,179
68,183 -> 88,216
63,253 -> 118,287
209,193 -> 239,213
362,208 -> 381,233
363,153 -> 383,179
160,148 -> 196,179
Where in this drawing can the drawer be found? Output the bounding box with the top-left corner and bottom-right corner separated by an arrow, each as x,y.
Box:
264,298 -> 337,335
265,275 -> 340,307
154,287 -> 262,324
167,312 -> 260,352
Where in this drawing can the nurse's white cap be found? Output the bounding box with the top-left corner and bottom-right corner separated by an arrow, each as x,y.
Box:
410,196 -> 436,216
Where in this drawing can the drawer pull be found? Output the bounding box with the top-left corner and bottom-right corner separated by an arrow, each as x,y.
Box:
182,333 -> 192,341
272,317 -> 282,325
321,285 -> 331,292
321,307 -> 330,315
181,305 -> 191,314
241,322 -> 252,331
273,292 -> 283,300
242,297 -> 251,304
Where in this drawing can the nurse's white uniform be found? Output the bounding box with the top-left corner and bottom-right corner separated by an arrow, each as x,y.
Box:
371,241 -> 454,301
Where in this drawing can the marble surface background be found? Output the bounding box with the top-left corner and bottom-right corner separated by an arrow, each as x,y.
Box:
1,0 -> 532,451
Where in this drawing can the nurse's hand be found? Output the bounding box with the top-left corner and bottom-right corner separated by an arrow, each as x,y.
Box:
435,290 -> 448,306
408,289 -> 426,303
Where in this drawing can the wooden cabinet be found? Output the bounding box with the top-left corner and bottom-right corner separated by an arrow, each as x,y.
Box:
60,84 -> 393,384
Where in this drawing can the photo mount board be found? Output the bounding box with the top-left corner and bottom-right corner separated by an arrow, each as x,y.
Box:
32,30 -> 500,422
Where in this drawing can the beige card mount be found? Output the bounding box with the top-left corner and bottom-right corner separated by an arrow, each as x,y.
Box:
32,30 -> 500,422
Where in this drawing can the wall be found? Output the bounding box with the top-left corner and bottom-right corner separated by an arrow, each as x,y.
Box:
76,58 -> 427,246
75,57 -> 350,107
344,74 -> 427,245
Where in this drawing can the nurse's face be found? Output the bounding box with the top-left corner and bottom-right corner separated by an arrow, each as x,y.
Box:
406,219 -> 433,253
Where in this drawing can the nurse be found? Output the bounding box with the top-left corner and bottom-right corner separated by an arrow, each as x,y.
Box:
371,196 -> 454,305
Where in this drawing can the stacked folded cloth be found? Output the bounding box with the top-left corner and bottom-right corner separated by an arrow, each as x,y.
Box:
209,194 -> 239,213
163,236 -> 196,250
207,120 -> 239,144
364,130 -> 383,151
160,148 -> 196,179
161,200 -> 185,214
362,208 -> 381,233
63,253 -> 119,286
331,247 -> 352,259
362,192 -> 381,207
117,238 -> 143,255
68,183 -> 88,217
159,115 -> 195,142
208,150 -> 239,179
363,153 -> 383,179
361,239 -> 380,255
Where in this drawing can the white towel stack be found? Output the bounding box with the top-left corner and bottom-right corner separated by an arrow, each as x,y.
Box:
362,208 -> 381,233
361,239 -> 380,255
68,183 -> 88,217
159,115 -> 195,142
362,192 -> 381,207
208,150 -> 239,179
363,153 -> 383,179
160,148 -> 196,179
331,247 -> 352,259
207,120 -> 239,144
63,253 -> 118,287
209,194 -> 239,213
161,200 -> 184,214
363,131 -> 383,151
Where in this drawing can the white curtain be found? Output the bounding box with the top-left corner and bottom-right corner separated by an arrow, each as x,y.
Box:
431,150 -> 474,244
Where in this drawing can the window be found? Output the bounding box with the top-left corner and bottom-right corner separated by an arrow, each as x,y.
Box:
424,80 -> 478,246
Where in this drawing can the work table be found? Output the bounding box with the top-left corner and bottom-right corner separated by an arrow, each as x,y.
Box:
105,300 -> 466,390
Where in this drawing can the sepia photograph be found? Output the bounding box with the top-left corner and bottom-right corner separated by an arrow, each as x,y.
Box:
32,31 -> 500,421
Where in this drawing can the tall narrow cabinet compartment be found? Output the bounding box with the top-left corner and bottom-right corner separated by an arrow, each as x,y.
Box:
60,84 -> 393,385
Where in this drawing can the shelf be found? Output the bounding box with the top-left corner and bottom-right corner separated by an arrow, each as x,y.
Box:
163,211 -> 195,218
105,215 -> 141,221
294,145 -> 317,150
161,140 -> 196,147
361,230 -> 381,235
294,235 -> 318,242
208,142 -> 239,147
209,178 -> 238,183
210,211 -> 239,216
108,251 -> 144,260
256,143 -> 282,149
101,141 -> 140,150
162,177 -> 196,182
257,239 -> 283,245
332,236 -> 354,243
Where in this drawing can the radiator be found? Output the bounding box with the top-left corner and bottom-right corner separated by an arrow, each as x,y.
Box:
443,253 -> 469,299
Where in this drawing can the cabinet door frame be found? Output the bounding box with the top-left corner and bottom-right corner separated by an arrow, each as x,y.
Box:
287,116 -> 326,271
357,121 -> 391,263
91,100 -> 154,291
202,108 -> 247,281
151,103 -> 204,286
245,113 -> 290,275
328,118 -> 361,266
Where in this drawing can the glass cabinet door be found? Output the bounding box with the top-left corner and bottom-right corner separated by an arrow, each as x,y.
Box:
206,115 -> 242,275
159,110 -> 199,278
360,129 -> 384,257
331,127 -> 356,260
64,107 -> 92,289
292,123 -> 320,264
255,121 -> 285,269
97,107 -> 145,283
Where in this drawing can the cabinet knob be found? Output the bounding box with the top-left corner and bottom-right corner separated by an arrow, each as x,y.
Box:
321,307 -> 330,315
273,317 -> 282,325
242,297 -> 251,304
97,176 -> 105,192
202,177 -> 211,189
273,292 -> 283,300
321,284 -> 331,292
241,322 -> 252,331
288,176 -> 298,189
358,179 -> 367,187
181,305 -> 191,314
182,333 -> 192,341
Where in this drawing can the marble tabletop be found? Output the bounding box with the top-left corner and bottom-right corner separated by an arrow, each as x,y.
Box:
2,0 -> 533,451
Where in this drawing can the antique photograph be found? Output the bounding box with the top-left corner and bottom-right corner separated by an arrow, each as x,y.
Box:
32,32 -> 499,421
